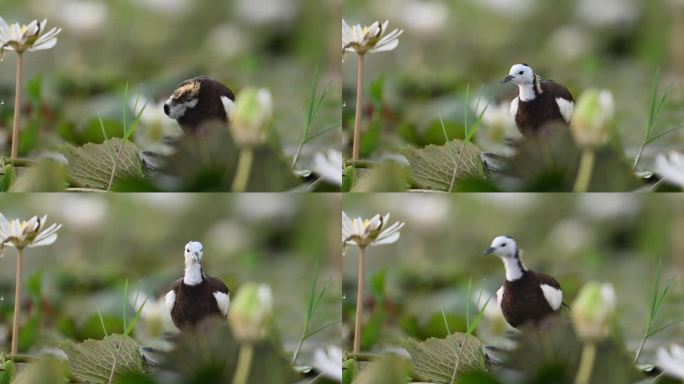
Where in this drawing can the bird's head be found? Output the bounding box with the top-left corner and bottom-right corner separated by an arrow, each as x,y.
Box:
501,64 -> 534,86
163,77 -> 235,133
482,235 -> 518,259
184,241 -> 204,265
164,78 -> 201,119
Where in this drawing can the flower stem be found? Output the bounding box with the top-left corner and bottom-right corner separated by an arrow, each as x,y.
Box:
232,343 -> 254,384
11,248 -> 24,355
232,148 -> 254,192
11,53 -> 24,160
353,246 -> 366,353
351,54 -> 365,161
573,149 -> 595,192
574,342 -> 596,384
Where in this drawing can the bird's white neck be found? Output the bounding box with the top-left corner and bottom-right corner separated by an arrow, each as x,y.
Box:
517,84 -> 537,102
184,263 -> 204,286
502,256 -> 526,281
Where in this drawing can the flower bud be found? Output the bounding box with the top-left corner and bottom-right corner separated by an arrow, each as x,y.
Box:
571,282 -> 616,341
570,89 -> 615,148
229,87 -> 273,147
228,283 -> 273,343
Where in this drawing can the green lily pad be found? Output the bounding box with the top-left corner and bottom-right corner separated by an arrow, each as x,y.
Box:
404,332 -> 485,383
402,139 -> 483,191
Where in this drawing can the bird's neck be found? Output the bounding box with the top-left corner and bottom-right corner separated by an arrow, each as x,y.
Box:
518,76 -> 543,102
502,253 -> 527,281
183,263 -> 204,286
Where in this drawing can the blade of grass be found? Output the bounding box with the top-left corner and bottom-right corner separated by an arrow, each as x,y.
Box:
122,280 -> 128,332
292,68 -> 333,169
634,255 -> 673,362
303,124 -> 341,144
633,67 -> 673,170
291,258 -> 332,365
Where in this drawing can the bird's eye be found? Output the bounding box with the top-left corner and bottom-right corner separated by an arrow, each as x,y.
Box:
501,243 -> 507,247
518,71 -> 523,75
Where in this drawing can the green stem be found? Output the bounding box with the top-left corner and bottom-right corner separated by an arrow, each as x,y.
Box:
232,148 -> 254,192
574,342 -> 596,384
232,344 -> 254,384
351,54 -> 365,161
11,248 -> 24,355
11,53 -> 24,160
573,149 -> 595,192
353,246 -> 366,353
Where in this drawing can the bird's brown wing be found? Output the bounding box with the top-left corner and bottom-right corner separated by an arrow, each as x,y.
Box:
169,277 -> 182,293
542,80 -> 574,102
533,271 -> 561,290
205,276 -> 230,295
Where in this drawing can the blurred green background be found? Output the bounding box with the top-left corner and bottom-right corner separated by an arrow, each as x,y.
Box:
342,0 -> 684,170
342,193 -> 684,362
0,193 -> 341,364
0,0 -> 340,171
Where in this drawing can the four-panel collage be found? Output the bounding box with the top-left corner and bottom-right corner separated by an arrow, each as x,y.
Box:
0,0 -> 683,383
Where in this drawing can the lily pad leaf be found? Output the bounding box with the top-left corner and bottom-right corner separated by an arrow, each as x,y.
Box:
404,332 -> 484,383
62,334 -> 144,384
61,138 -> 143,190
402,139 -> 483,191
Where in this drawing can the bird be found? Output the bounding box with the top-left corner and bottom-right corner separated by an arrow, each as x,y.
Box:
165,241 -> 231,329
163,76 -> 235,134
501,64 -> 574,137
482,235 -> 563,328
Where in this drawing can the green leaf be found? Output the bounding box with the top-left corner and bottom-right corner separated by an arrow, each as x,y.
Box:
158,318 -> 297,383
0,360 -> 15,384
351,162 -> 409,192
342,358 -> 357,384
503,320 -> 642,383
404,332 -> 484,383
154,125 -> 299,191
0,164 -> 16,192
342,165 -> 357,192
26,75 -> 43,104
62,334 -> 144,384
14,357 -> 65,384
10,160 -> 67,192
402,139 -> 483,191
61,138 -> 143,190
353,355 -> 409,384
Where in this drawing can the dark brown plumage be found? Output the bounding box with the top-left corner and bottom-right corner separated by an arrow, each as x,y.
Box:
168,276 -> 231,329
164,76 -> 235,134
514,79 -> 574,137
500,268 -> 561,328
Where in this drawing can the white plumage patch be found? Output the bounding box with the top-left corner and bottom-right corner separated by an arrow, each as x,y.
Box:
510,97 -> 519,119
221,96 -> 235,121
165,97 -> 198,119
496,286 -> 504,307
213,291 -> 230,316
164,290 -> 176,313
540,284 -> 563,311
555,98 -> 574,123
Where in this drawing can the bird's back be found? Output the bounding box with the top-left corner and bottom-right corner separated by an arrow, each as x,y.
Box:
514,80 -> 573,136
501,272 -> 556,328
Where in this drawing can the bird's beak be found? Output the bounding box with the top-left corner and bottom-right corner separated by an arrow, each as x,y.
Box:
193,253 -> 199,263
500,75 -> 514,84
482,247 -> 496,256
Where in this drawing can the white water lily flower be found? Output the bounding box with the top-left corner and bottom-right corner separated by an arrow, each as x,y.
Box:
656,344 -> 684,379
313,150 -> 342,186
0,17 -> 61,57
312,345 -> 342,382
0,213 -> 61,250
342,211 -> 404,248
342,19 -> 403,57
654,151 -> 684,189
